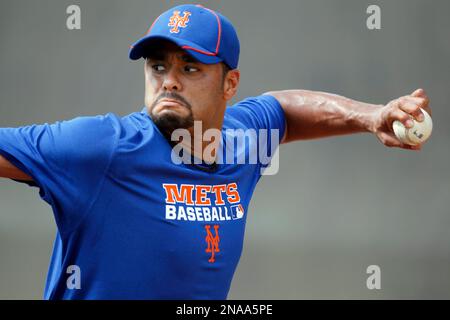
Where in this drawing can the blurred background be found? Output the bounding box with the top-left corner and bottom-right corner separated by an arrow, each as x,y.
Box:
1,0 -> 449,299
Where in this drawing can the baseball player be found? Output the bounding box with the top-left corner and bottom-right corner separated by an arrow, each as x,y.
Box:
0,4 -> 431,299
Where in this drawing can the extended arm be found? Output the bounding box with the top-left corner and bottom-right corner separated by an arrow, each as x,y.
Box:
264,88 -> 431,150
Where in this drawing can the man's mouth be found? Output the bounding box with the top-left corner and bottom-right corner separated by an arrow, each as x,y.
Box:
158,99 -> 185,107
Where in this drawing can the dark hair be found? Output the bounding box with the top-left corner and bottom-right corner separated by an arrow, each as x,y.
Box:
221,62 -> 232,84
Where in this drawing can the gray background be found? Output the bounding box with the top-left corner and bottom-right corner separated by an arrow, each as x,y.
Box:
1,0 -> 449,299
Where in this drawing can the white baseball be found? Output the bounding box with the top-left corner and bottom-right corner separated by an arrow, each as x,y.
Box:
392,108 -> 433,146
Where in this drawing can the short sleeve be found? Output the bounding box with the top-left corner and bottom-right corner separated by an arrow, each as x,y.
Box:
0,113 -> 119,235
227,94 -> 286,140
225,94 -> 286,168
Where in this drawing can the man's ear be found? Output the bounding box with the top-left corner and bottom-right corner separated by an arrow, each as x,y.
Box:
223,69 -> 240,101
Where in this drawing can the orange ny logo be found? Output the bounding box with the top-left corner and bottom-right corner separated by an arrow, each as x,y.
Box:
205,225 -> 220,263
168,10 -> 192,34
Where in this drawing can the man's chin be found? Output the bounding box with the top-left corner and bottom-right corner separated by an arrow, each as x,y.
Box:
151,112 -> 194,137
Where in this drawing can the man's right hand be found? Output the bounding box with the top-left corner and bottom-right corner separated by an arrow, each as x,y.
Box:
0,155 -> 32,181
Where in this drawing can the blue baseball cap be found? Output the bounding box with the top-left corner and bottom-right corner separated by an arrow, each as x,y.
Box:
129,4 -> 240,69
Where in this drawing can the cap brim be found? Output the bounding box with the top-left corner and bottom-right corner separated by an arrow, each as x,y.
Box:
129,35 -> 222,65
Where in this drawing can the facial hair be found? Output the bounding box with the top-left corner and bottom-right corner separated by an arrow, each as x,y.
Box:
149,92 -> 194,139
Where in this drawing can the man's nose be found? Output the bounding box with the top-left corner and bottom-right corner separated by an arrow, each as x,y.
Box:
162,69 -> 182,91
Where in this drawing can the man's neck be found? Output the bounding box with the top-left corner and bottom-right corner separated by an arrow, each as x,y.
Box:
178,139 -> 219,164
181,117 -> 224,164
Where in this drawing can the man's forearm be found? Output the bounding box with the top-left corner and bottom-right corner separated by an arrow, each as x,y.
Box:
265,90 -> 381,143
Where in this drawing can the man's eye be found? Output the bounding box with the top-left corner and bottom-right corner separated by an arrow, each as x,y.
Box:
185,66 -> 199,72
152,65 -> 165,72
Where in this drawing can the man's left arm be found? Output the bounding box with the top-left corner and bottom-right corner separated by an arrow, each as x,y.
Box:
264,88 -> 431,150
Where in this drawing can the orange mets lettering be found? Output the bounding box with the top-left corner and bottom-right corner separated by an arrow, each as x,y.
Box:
163,184 -> 194,205
168,10 -> 191,34
162,183 -> 241,206
226,183 -> 240,203
196,185 -> 212,206
211,185 -> 226,205
205,225 -> 220,263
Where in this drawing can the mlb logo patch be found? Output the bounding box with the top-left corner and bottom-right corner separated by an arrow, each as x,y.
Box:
231,204 -> 245,220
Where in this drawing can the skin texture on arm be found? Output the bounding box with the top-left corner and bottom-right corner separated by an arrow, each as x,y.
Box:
0,155 -> 32,181
265,88 -> 431,151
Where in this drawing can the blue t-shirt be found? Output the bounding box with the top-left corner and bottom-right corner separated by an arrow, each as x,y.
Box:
0,94 -> 285,300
